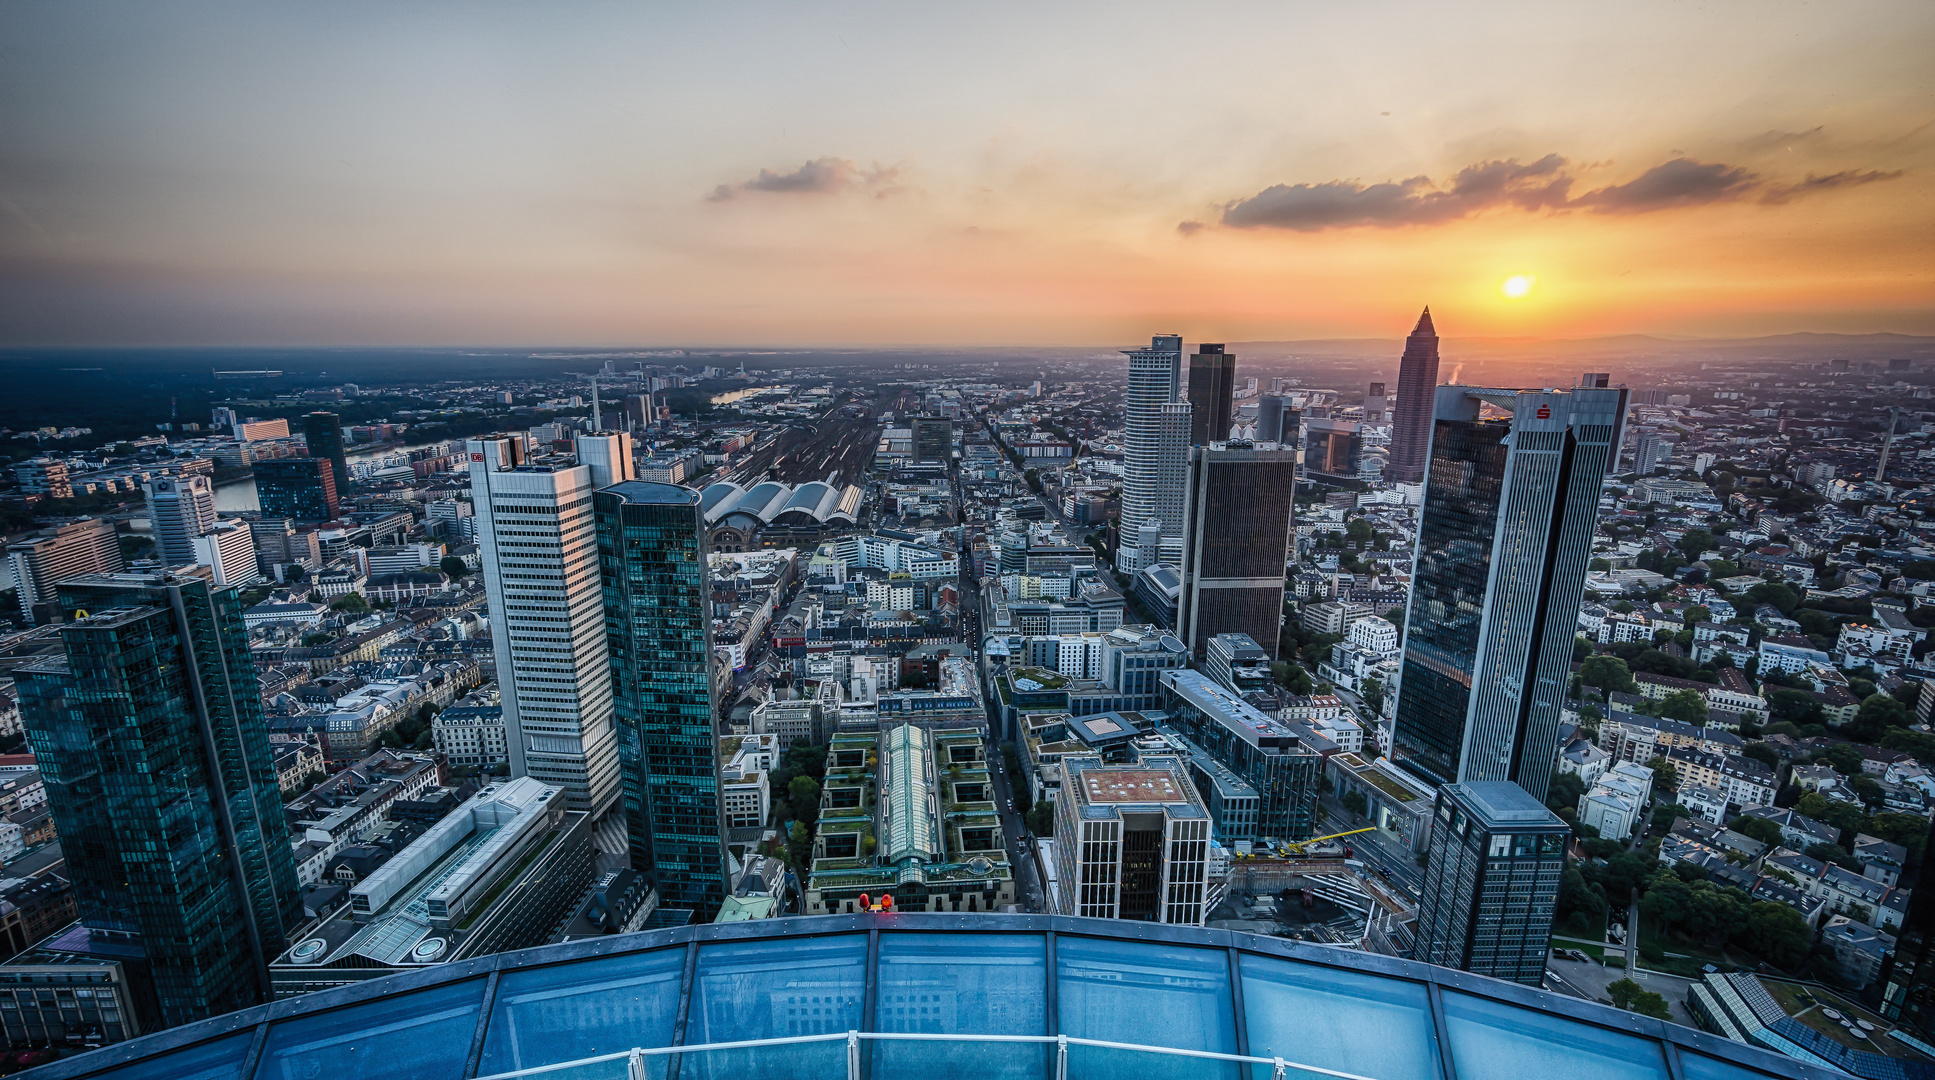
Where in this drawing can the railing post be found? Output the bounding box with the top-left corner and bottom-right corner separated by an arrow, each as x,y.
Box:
848,1030 -> 861,1080
1274,1056 -> 1288,1080
1054,1034 -> 1068,1080
628,1048 -> 646,1080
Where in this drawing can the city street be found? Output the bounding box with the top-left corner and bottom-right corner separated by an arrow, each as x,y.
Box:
1318,793 -> 1424,900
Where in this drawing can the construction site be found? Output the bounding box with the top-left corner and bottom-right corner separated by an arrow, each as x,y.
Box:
1207,829 -> 1418,953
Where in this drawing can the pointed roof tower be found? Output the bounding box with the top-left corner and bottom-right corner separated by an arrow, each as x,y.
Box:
1412,306 -> 1435,336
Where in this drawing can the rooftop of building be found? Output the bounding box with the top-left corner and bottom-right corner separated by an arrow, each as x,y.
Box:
32,914 -> 1824,1080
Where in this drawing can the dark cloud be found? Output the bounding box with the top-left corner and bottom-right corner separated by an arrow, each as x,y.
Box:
1569,158 -> 1756,212
1760,168 -> 1903,204
1210,151 -> 1901,231
1176,220 -> 1205,235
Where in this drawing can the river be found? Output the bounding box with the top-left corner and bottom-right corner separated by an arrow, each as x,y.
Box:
214,440 -> 450,513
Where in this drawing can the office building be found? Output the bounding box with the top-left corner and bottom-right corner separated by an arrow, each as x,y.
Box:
254,457 -> 340,521
14,458 -> 73,500
594,480 -> 729,917
301,411 -> 352,498
1631,429 -> 1667,476
1203,632 -> 1273,695
1883,884 -> 1935,1041
1414,781 -> 1567,985
1302,417 -> 1363,483
1254,395 -> 1298,446
189,518 -> 260,588
804,725 -> 1013,915
234,418 -> 290,442
1054,754 -> 1211,924
6,518 -> 122,624
1364,382 -> 1389,424
14,568 -> 302,1029
143,475 -> 217,565
1390,383 -> 1627,799
1387,307 -> 1441,484
1160,670 -> 1321,840
469,434 -> 622,814
0,925 -> 150,1048
1115,334 -> 1183,573
1176,442 -> 1296,659
1186,344 -> 1235,447
622,392 -> 655,430
911,416 -> 954,463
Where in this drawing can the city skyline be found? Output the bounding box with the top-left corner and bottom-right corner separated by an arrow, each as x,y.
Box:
1,2 -> 1931,347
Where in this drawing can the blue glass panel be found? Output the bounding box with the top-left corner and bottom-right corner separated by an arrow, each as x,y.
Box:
254,978 -> 485,1080
1240,955 -> 1437,1080
1440,990 -> 1668,1080
91,1029 -> 254,1080
684,934 -> 867,1080
874,932 -> 1049,1080
477,947 -> 687,1080
1057,936 -> 1238,1080
1679,1050 -> 1787,1080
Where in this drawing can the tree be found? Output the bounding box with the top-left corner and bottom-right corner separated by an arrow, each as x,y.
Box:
1607,979 -> 1672,1020
1658,689 -> 1709,726
439,555 -> 471,579
1728,815 -> 1783,847
330,592 -> 369,614
1677,529 -> 1716,561
1820,743 -> 1865,777
1546,771 -> 1586,818
1341,790 -> 1368,818
1865,812 -> 1930,862
1578,655 -> 1637,696
1738,900 -> 1814,969
1850,693 -> 1910,742
1746,581 -> 1802,616
1025,799 -> 1055,836
788,775 -> 822,824
1805,842 -> 1864,872
1360,675 -> 1387,718
1645,755 -> 1679,792
1767,688 -> 1824,727
1346,518 -> 1374,547
1795,793 -> 1865,836
1740,741 -> 1780,770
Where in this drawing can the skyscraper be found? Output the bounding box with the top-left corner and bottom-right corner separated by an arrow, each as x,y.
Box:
1631,429 -> 1665,476
301,411 -> 352,499
1391,383 -> 1628,799
1387,308 -> 1440,484
144,474 -> 217,565
912,416 -> 954,463
1254,395 -> 1297,446
1413,781 -> 1567,985
1186,344 -> 1235,448
1176,441 -> 1296,659
16,568 -> 301,1028
594,480 -> 728,917
1116,334 -> 1183,573
469,433 -> 622,814
1364,382 -> 1389,424
254,457 -> 339,521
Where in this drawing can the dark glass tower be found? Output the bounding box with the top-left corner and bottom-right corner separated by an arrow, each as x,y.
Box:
253,457 -> 340,521
301,411 -> 351,500
1387,308 -> 1440,484
1391,384 -> 1627,800
1176,442 -> 1296,659
1186,344 -> 1236,447
1414,781 -> 1568,985
594,480 -> 728,918
15,568 -> 301,1029
1881,880 -> 1935,1037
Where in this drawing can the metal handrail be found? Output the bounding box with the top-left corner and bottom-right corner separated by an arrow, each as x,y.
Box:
472,1029 -> 1384,1080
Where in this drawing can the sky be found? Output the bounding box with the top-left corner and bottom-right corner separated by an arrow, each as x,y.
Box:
0,1 -> 1931,347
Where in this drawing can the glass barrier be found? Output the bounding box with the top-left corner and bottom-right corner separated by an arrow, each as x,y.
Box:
1439,989 -> 1669,1080
1240,953 -> 1437,1080
1056,936 -> 1239,1080
253,978 -> 486,1080
478,947 -> 687,1080
874,933 -> 1050,1080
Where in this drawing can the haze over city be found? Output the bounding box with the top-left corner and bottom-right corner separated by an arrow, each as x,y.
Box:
2,0 -> 1932,346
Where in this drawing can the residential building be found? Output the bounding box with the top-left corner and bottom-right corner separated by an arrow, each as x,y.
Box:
1390,382 -> 1628,800
1386,307 -> 1441,484
720,734 -> 778,830
14,458 -> 73,500
595,479 -> 729,917
1414,781 -> 1568,986
1576,761 -> 1652,840
469,433 -> 623,814
7,518 -> 122,624
14,568 -> 302,1029
190,518 -> 260,588
435,690 -> 509,768
1663,747 -> 1779,809
1053,754 -> 1212,925
1176,441 -> 1296,659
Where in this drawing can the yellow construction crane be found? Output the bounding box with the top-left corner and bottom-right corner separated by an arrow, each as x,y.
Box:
1278,826 -> 1377,857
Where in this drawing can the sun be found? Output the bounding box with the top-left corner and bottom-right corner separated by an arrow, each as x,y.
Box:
1501,274 -> 1536,299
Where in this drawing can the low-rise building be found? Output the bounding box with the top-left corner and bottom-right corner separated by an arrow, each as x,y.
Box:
720,733 -> 778,830
1662,747 -> 1779,810
1577,761 -> 1652,840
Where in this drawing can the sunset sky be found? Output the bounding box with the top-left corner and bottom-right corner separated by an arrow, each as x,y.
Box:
1,1 -> 1930,346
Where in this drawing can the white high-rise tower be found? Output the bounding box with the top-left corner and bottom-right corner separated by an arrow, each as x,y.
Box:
1116,334 -> 1185,573
145,475 -> 218,566
468,431 -> 624,813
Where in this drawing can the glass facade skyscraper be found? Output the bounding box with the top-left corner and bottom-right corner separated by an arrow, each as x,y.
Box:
1185,344 -> 1234,448
15,568 -> 301,1030
252,457 -> 340,521
300,411 -> 351,499
595,480 -> 728,917
1115,334 -> 1183,573
1391,383 -> 1627,800
1176,442 -> 1296,660
1414,781 -> 1568,985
